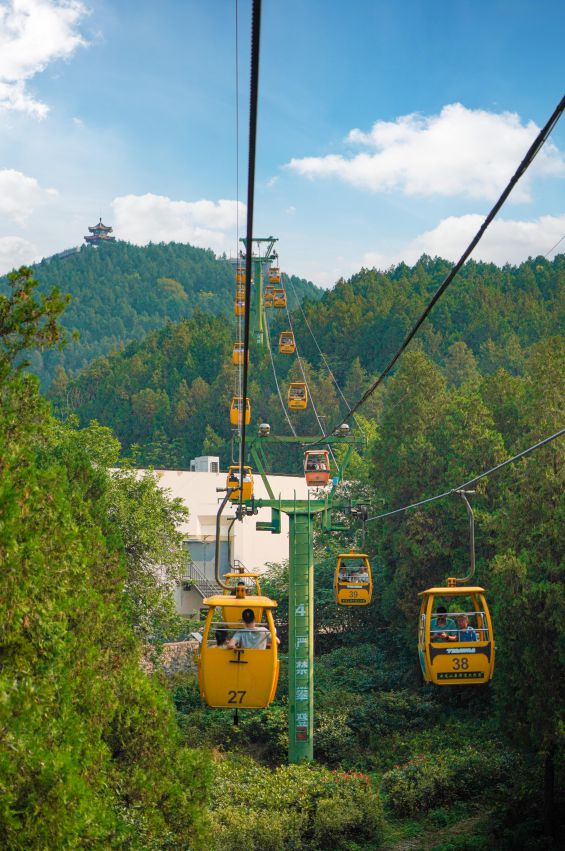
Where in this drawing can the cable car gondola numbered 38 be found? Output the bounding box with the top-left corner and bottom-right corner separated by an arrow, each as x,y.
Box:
334,552 -> 372,606
198,595 -> 279,709
418,586 -> 495,686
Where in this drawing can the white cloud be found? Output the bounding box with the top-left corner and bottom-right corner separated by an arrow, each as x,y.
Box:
0,235 -> 37,270
0,168 -> 57,223
286,205 -> 296,215
0,0 -> 88,117
112,193 -> 246,252
287,104 -> 565,201
360,213 -> 565,269
266,176 -> 279,188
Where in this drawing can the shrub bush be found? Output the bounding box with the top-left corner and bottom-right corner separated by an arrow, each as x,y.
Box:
210,754 -> 384,849
381,744 -> 522,817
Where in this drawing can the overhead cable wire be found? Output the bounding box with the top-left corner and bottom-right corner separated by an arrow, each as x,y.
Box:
283,296 -> 338,468
264,305 -> 298,436
307,93 -> 565,444
234,0 -> 244,461
286,275 -> 366,439
545,233 -> 565,257
366,427 -> 565,523
239,0 -> 261,510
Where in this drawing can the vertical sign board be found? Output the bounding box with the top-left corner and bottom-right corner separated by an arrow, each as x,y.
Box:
288,512 -> 314,762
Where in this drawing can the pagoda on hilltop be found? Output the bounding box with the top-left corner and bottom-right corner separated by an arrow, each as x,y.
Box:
84,218 -> 116,246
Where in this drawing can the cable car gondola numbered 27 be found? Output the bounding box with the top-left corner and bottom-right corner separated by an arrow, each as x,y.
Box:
418,586 -> 495,685
198,595 -> 280,709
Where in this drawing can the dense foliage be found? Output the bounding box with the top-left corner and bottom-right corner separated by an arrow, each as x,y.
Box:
0,271 -> 210,849
3,240 -> 319,385
49,254 -> 565,473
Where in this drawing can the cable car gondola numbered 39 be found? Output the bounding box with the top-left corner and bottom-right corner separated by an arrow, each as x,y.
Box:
198,595 -> 279,709
334,552 -> 372,606
418,586 -> 495,686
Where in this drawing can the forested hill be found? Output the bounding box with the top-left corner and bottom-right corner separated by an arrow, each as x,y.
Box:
8,240 -> 320,385
49,253 -> 565,471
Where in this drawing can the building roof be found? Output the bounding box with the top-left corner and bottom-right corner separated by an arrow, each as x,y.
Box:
88,218 -> 113,233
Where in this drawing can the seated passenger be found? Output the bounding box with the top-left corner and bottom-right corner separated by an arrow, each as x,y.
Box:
456,614 -> 478,642
430,605 -> 457,641
215,628 -> 229,648
227,608 -> 269,649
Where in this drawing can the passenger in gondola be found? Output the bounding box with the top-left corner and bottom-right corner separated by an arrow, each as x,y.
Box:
227,608 -> 269,649
456,614 -> 478,642
215,628 -> 229,648
430,606 -> 457,641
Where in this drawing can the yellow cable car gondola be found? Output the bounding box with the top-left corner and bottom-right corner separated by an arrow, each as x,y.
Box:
304,449 -> 330,486
226,465 -> 253,502
273,288 -> 287,309
334,552 -> 372,606
229,396 -> 250,427
221,572 -> 262,623
278,331 -> 295,354
418,585 -> 495,685
232,342 -> 248,365
288,382 -> 307,410
235,267 -> 245,285
264,284 -> 275,307
234,297 -> 246,316
198,594 -> 279,708
268,266 -> 281,284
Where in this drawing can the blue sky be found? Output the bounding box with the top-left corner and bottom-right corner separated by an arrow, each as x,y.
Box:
0,0 -> 564,286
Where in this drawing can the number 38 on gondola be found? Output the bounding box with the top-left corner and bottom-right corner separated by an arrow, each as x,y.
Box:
418,584 -> 495,686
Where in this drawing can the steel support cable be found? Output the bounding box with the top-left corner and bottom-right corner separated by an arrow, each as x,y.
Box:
286,275 -> 366,439
264,305 -> 297,436
545,233 -> 565,257
365,427 -> 565,523
234,0 -> 244,461
283,298 -> 338,468
306,93 -> 565,445
238,0 -> 262,510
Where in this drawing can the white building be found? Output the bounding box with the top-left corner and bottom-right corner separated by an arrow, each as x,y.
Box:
151,461 -> 310,616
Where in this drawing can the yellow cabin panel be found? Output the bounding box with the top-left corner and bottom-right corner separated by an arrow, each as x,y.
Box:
288,382 -> 308,410
229,397 -> 251,427
199,646 -> 278,708
226,465 -> 253,502
199,601 -> 279,709
418,589 -> 495,686
278,332 -> 295,354
334,553 -> 373,606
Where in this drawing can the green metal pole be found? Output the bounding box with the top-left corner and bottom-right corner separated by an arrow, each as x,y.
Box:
288,509 -> 314,763
253,257 -> 264,346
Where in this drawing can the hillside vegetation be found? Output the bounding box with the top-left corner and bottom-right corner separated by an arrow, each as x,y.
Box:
49,253 -> 565,471
4,240 -> 319,385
